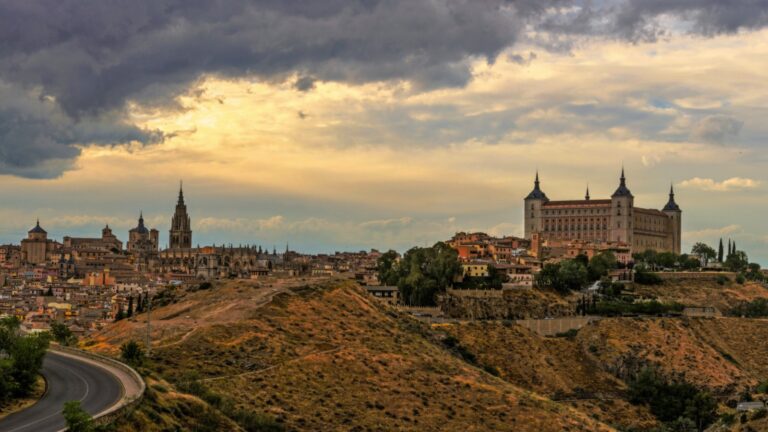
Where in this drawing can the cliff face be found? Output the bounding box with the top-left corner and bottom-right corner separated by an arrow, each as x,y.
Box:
438,288 -> 574,319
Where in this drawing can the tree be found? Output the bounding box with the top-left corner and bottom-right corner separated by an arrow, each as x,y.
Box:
558,260 -> 588,292
114,308 -> 125,322
691,243 -> 716,266
725,250 -> 749,273
656,252 -> 678,269
135,293 -> 144,313
45,287 -> 54,297
127,296 -> 134,318
392,242 -> 461,306
120,340 -> 145,367
50,321 -> 76,346
63,400 -> 94,432
588,252 -> 617,281
376,250 -> 400,286
684,391 -> 717,432
718,238 -> 724,263
536,263 -> 562,291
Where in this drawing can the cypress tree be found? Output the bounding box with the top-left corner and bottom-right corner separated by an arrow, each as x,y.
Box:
718,238 -> 724,263
732,241 -> 737,255
127,296 -> 134,318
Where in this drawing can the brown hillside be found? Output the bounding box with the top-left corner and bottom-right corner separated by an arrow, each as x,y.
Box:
576,317 -> 762,394
88,279 -> 614,432
440,321 -> 658,431
633,279 -> 768,312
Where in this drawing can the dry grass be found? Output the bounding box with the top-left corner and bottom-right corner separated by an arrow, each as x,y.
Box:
90,278 -> 614,431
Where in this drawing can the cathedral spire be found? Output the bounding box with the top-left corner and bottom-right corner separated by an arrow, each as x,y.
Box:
585,184 -> 590,201
177,180 -> 185,206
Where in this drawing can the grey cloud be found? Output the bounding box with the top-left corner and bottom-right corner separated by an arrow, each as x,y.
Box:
0,0 -> 767,177
294,76 -> 316,92
692,115 -> 743,145
0,82 -> 161,178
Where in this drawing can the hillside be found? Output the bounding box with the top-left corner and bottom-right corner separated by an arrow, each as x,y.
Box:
87,278 -> 613,432
441,315 -> 768,430
439,321 -> 658,431
633,278 -> 768,313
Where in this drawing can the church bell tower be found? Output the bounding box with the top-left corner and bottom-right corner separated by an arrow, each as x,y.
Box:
170,182 -> 192,249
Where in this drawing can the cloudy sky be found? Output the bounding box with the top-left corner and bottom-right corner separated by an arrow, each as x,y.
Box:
0,1 -> 767,261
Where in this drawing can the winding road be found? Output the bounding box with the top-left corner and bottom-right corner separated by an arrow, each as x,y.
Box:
0,351 -> 123,432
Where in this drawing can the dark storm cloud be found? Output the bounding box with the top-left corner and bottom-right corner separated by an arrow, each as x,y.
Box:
0,83 -> 161,178
539,0 -> 768,43
0,0 -> 767,177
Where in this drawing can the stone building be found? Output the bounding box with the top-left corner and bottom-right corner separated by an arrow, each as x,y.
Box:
63,224 -> 123,251
21,220 -> 58,265
126,213 -> 159,253
523,169 -> 682,254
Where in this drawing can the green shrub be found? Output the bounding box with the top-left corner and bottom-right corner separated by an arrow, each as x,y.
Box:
716,274 -> 729,285
736,274 -> 746,284
120,340 -> 145,367
634,268 -> 663,285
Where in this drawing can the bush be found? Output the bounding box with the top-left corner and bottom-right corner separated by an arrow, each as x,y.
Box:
50,321 -> 77,346
634,268 -> 663,285
592,300 -> 683,317
729,299 -> 768,318
752,408 -> 768,421
120,340 -> 145,367
63,400 -> 94,432
629,367 -> 717,430
716,274 -> 729,286
736,274 -> 746,284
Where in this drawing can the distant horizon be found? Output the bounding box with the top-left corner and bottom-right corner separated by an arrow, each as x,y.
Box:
2,173 -> 756,266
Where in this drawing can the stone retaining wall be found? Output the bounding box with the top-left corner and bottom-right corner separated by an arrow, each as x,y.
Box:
49,344 -> 145,429
516,316 -> 601,336
654,271 -> 736,281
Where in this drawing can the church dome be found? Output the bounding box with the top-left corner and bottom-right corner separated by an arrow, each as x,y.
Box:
29,220 -> 47,234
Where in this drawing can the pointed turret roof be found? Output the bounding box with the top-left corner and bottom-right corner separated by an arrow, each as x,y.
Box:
663,184 -> 681,211
525,171 -> 549,201
611,167 -> 633,198
585,185 -> 590,201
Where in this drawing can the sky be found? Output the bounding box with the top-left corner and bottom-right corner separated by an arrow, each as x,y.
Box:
0,1 -> 767,262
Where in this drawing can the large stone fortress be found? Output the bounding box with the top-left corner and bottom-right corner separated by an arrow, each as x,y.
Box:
523,169 -> 681,254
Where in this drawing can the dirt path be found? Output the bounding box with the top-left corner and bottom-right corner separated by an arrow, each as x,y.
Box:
152,286 -> 288,350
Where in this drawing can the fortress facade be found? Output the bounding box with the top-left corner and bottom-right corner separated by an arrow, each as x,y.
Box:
523,169 -> 681,254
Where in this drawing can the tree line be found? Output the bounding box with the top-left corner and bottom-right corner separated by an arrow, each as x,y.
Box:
377,242 -> 461,306
0,316 -> 50,406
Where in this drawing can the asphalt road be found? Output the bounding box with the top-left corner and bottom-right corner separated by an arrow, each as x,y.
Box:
0,351 -> 123,432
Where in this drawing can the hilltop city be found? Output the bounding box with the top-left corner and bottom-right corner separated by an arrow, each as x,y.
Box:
1,169 -> 755,337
